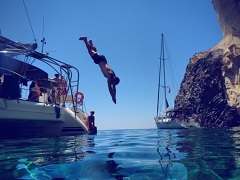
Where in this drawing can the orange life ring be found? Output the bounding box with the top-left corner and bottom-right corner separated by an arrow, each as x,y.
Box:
74,92 -> 84,104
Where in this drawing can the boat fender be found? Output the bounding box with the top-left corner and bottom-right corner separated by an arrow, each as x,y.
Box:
74,92 -> 84,104
55,105 -> 61,118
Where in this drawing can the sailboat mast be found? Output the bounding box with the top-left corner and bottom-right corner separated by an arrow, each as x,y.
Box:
156,33 -> 167,117
162,34 -> 167,113
156,35 -> 162,117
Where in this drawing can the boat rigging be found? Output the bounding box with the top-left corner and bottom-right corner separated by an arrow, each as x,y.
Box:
154,34 -> 200,129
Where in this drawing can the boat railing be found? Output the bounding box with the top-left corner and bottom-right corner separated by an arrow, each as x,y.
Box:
20,83 -> 78,106
29,53 -> 82,111
0,69 -> 82,109
0,35 -> 84,114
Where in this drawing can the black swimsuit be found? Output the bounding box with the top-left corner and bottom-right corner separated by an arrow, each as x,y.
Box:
91,53 -> 107,64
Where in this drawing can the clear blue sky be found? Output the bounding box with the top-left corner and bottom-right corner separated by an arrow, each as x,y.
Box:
0,0 -> 222,130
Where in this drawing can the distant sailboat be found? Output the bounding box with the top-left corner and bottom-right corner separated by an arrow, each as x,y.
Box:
154,34 -> 199,129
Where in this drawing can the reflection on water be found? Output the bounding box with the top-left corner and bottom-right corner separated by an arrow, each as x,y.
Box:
157,131 -> 176,179
177,127 -> 240,179
156,130 -> 187,180
0,128 -> 239,179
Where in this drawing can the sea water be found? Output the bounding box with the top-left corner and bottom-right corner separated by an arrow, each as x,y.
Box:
0,128 -> 239,180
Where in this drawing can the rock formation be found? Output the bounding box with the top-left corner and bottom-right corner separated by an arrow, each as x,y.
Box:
174,0 -> 240,127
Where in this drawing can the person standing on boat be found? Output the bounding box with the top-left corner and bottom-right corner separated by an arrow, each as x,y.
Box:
79,37 -> 120,104
52,74 -> 62,91
60,76 -> 67,95
49,74 -> 62,105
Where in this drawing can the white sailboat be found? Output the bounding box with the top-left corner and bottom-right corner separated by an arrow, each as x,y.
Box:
0,35 -> 97,138
154,34 -> 199,129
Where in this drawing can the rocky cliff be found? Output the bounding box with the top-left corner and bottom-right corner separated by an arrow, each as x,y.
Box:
174,0 -> 240,127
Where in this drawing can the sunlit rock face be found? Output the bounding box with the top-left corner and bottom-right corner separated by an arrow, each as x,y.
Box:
213,0 -> 240,38
175,0 -> 240,127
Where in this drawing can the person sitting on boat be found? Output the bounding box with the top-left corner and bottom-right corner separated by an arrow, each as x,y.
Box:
28,81 -> 41,102
79,37 -> 120,104
88,110 -> 95,128
87,110 -> 97,134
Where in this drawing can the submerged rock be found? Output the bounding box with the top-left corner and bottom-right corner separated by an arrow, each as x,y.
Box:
175,0 -> 240,127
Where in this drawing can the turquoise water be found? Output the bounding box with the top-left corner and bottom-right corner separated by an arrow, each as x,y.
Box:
0,128 -> 239,179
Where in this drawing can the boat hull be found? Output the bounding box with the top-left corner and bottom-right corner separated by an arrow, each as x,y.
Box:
0,119 -> 64,138
155,117 -> 186,129
155,117 -> 199,129
0,98 -> 89,138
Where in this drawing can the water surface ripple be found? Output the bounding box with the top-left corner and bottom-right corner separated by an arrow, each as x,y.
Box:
0,128 -> 239,179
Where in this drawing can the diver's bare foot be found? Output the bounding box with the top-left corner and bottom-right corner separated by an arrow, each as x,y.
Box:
89,40 -> 93,46
79,36 -> 87,41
